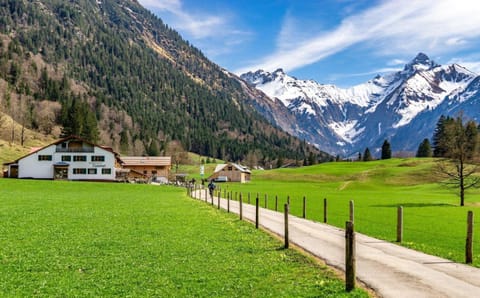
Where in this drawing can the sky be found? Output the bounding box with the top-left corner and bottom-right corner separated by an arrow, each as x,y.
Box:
138,0 -> 480,87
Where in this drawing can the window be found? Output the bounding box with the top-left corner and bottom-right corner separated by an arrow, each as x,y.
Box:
88,168 -> 97,175
143,170 -> 147,174
62,155 -> 71,162
152,170 -> 157,175
38,155 -> 52,161
102,168 -> 112,175
73,168 -> 86,174
73,155 -> 87,162
91,155 -> 105,162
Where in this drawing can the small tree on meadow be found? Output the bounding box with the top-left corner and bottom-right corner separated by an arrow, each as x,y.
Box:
416,138 -> 432,157
435,115 -> 480,206
381,140 -> 392,159
363,148 -> 373,161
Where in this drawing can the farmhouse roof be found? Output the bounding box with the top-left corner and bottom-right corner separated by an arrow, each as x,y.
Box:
2,135 -> 118,166
214,162 -> 251,174
119,156 -> 172,167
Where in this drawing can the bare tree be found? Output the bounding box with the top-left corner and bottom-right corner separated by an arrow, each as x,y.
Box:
435,116 -> 480,206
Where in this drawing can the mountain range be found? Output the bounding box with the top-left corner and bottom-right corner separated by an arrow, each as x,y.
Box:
241,53 -> 480,156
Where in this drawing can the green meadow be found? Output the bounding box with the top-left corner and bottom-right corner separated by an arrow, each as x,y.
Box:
0,179 -> 367,297
216,158 -> 480,267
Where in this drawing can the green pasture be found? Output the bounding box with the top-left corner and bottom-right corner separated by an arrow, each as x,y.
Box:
215,158 -> 480,267
0,179 -> 366,297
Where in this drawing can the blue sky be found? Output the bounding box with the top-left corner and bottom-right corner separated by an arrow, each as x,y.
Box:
138,0 -> 480,87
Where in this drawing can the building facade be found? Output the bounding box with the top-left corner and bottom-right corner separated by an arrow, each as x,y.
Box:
3,136 -> 117,181
208,163 -> 251,183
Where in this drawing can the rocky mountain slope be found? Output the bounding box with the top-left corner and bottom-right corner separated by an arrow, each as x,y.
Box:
241,53 -> 479,156
0,0 -> 327,165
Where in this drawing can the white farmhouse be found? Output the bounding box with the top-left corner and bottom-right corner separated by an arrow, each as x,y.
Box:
3,136 -> 118,181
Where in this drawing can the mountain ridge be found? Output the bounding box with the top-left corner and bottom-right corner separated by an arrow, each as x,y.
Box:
0,0 -> 328,166
241,53 -> 479,156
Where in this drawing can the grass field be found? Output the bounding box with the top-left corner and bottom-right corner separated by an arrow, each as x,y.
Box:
0,179 -> 367,297
213,158 -> 480,267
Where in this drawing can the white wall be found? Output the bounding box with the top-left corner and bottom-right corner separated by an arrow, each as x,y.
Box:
18,144 -> 116,180
18,146 -> 56,179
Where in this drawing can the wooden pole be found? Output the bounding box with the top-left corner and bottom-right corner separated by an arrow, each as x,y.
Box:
218,191 -> 221,209
287,195 -> 290,205
239,193 -> 243,220
466,211 -> 474,264
303,196 -> 306,219
248,192 -> 251,204
255,197 -> 259,229
349,200 -> 354,223
345,221 -> 356,292
275,195 -> 278,211
284,203 -> 289,249
227,191 -> 230,213
264,194 -> 268,208
397,206 -> 403,243
324,198 -> 328,223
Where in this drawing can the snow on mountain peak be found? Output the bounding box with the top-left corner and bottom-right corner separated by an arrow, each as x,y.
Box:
403,52 -> 439,74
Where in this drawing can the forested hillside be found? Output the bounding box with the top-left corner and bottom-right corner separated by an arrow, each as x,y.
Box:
0,0 -> 328,166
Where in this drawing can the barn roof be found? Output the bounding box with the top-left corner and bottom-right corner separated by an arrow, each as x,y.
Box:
120,156 -> 171,167
214,162 -> 251,174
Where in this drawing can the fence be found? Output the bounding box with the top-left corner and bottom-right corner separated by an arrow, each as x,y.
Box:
186,184 -> 478,290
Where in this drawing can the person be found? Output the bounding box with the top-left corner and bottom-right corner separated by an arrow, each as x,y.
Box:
208,180 -> 216,198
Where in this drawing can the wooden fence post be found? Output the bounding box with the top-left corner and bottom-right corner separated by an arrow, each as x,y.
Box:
264,194 -> 268,208
204,189 -> 208,203
287,195 -> 290,205
275,195 -> 278,211
324,198 -> 328,223
218,191 -> 221,209
349,200 -> 354,223
248,192 -> 251,204
255,197 -> 259,229
227,192 -> 230,213
345,221 -> 356,292
235,192 -> 237,201
466,211 -> 474,264
303,196 -> 306,219
284,203 -> 289,249
397,206 -> 403,243
239,193 -> 243,220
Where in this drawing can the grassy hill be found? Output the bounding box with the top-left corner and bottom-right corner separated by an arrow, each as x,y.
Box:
0,179 -> 367,297
218,158 -> 480,267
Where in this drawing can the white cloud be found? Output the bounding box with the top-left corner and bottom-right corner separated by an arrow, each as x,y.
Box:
236,0 -> 480,74
138,0 -> 238,39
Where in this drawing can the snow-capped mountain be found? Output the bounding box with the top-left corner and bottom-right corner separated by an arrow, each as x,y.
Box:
240,53 -> 479,156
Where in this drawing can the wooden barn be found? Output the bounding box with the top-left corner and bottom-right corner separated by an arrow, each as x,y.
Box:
208,162 -> 251,183
119,156 -> 171,180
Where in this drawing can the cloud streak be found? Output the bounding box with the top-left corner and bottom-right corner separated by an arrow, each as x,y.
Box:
236,0 -> 480,74
138,0 -> 239,39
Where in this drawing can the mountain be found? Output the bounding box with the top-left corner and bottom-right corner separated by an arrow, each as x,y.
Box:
241,53 -> 479,156
0,0 -> 328,166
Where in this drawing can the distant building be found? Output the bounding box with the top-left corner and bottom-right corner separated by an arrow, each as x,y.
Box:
3,135 -> 118,181
208,162 -> 251,183
119,156 -> 171,181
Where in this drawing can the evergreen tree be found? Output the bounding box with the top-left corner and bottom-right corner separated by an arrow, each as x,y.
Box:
433,115 -> 454,157
363,148 -> 373,161
416,138 -> 432,157
381,140 -> 392,159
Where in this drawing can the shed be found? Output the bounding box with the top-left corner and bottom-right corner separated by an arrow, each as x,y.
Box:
208,162 -> 251,183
